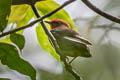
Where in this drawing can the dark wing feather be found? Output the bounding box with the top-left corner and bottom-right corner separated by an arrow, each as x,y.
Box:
51,28 -> 92,45
74,35 -> 92,45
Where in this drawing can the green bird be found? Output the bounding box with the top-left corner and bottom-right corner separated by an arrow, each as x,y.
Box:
45,19 -> 92,63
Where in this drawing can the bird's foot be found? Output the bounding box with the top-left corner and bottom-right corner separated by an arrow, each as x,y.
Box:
68,57 -> 77,64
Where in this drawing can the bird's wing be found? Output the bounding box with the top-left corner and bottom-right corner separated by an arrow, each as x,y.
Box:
64,36 -> 92,46
62,29 -> 92,45
51,28 -> 92,45
64,37 -> 83,44
74,35 -> 92,45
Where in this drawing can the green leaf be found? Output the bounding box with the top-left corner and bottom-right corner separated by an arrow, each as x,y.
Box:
0,78 -> 10,80
8,5 -> 34,34
0,36 -> 11,43
0,5 -> 33,43
0,43 -> 36,80
8,5 -> 30,24
10,33 -> 25,50
0,0 -> 12,32
16,5 -> 34,28
36,24 -> 60,60
36,1 -> 77,61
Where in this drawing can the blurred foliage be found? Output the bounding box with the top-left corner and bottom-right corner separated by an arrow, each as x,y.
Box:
39,69 -> 74,80
37,42 -> 120,80
0,78 -> 11,80
0,0 -> 12,32
0,3 -> 36,79
72,42 -> 120,80
0,43 -> 36,80
105,0 -> 120,10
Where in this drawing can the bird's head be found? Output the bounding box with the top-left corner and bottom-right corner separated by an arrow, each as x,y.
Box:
45,19 -> 69,29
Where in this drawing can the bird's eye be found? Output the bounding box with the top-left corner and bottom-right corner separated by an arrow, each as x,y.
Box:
55,21 -> 62,24
51,30 -> 56,34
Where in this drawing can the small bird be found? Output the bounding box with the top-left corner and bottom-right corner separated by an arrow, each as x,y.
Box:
45,19 -> 92,63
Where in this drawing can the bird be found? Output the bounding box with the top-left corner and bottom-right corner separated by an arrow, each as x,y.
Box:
45,19 -> 92,63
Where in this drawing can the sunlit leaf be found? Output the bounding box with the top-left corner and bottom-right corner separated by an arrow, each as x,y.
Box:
36,1 -> 77,61
0,36 -> 11,43
8,5 -> 30,24
0,0 -> 12,32
36,24 -> 60,60
0,43 -> 36,80
10,33 -> 25,50
0,5 -> 33,43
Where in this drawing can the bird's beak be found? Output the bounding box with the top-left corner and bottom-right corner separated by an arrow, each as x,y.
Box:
44,21 -> 51,24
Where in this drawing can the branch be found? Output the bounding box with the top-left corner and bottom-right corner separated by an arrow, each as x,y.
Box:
31,1 -> 81,80
31,3 -> 55,41
64,60 -> 81,80
93,25 -> 120,31
81,0 -> 120,24
0,0 -> 75,38
91,23 -> 116,43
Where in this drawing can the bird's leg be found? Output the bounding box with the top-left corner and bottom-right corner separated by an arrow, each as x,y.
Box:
69,57 -> 77,64
61,56 -> 69,63
66,56 -> 69,62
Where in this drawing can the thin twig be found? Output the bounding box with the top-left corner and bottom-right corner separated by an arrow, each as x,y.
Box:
31,4 -> 55,40
97,23 -> 115,43
81,0 -> 120,24
93,25 -> 120,31
0,0 -> 76,38
31,2 -> 81,80
64,60 -> 81,80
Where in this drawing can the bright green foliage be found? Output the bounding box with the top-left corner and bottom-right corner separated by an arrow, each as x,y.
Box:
10,33 -> 25,50
8,5 -> 34,34
36,24 -> 60,60
8,5 -> 30,24
0,36 -> 11,43
0,5 -> 33,43
36,1 -> 77,61
0,0 -> 12,32
16,6 -> 34,27
0,43 -> 36,80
